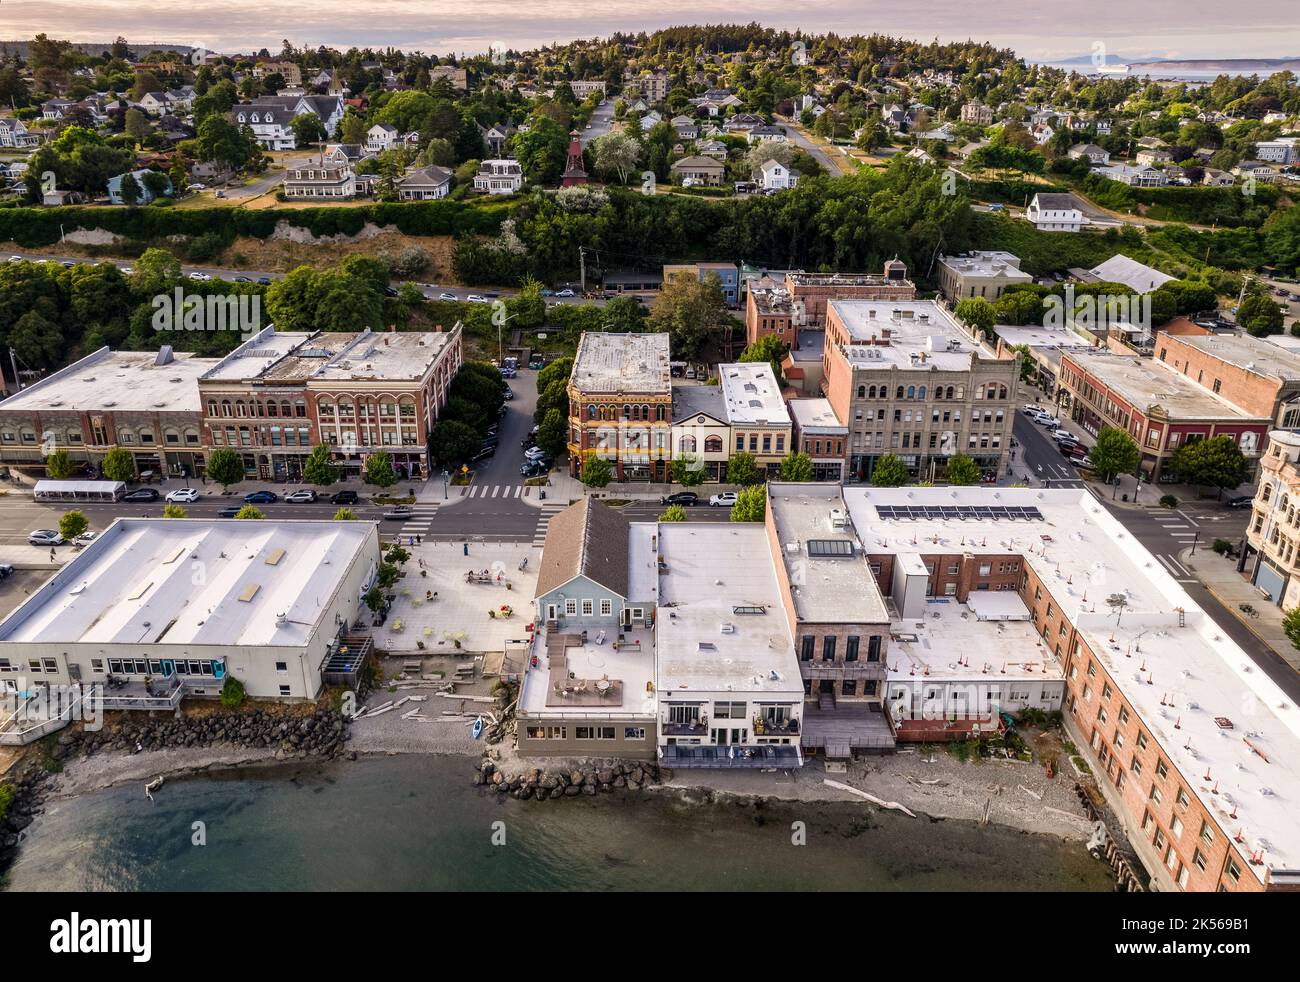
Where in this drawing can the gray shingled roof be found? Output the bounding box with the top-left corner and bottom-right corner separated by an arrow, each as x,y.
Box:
534,498 -> 631,600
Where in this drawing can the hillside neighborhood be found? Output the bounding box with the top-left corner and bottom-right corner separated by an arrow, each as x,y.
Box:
1,22 -> 1300,913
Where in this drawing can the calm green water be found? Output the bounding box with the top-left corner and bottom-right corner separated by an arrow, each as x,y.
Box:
5,756 -> 1112,891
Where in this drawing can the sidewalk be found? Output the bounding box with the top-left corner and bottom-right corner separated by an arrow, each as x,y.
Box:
1179,545 -> 1300,674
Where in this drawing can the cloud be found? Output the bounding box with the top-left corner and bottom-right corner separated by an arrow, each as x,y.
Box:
3,0 -> 1297,61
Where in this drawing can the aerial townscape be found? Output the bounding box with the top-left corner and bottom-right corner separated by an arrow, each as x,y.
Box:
0,8 -> 1299,924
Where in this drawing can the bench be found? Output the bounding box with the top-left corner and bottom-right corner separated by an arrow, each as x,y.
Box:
402,661 -> 422,673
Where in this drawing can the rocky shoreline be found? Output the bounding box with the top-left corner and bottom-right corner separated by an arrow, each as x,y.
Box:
474,757 -> 666,798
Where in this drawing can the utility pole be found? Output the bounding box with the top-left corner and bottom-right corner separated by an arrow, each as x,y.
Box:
8,347 -> 22,393
578,245 -> 586,296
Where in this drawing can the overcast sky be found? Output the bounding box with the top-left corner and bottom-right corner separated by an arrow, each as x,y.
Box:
3,0 -> 1297,62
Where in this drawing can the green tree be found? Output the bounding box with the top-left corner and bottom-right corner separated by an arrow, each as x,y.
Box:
671,455 -> 706,486
364,450 -> 399,488
1284,605 -> 1300,653
100,447 -> 136,482
234,505 -> 264,519
131,247 -> 182,295
334,507 -> 358,521
779,452 -> 814,482
58,510 -> 89,541
1238,292 -> 1284,337
302,443 -> 339,486
646,272 -> 735,362
537,408 -> 567,459
430,419 -> 481,464
291,113 -> 328,148
581,451 -> 612,488
954,297 -> 997,336
219,676 -> 246,708
729,485 -> 766,522
871,454 -> 910,487
206,448 -> 244,489
659,504 -> 687,522
45,449 -> 76,479
945,452 -> 981,486
162,503 -> 187,518
1170,435 -> 1250,496
724,451 -> 763,486
738,334 -> 789,384
1089,426 -> 1141,482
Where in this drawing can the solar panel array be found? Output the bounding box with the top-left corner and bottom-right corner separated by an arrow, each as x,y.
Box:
874,505 -> 1044,522
806,539 -> 855,558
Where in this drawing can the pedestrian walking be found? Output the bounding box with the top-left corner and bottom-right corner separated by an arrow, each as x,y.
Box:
49,547 -> 56,562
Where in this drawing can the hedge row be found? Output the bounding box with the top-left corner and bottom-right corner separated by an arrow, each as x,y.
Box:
0,199 -> 510,248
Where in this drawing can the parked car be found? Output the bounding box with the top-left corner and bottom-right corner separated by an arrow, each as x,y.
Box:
0,562 -> 14,580
1036,414 -> 1060,428
520,459 -> 550,477
382,506 -> 414,520
1052,429 -> 1077,444
330,489 -> 359,505
539,288 -> 555,297
556,288 -> 575,298
284,489 -> 318,503
29,529 -> 65,546
217,505 -> 242,518
165,487 -> 200,503
438,292 -> 458,302
243,490 -> 278,504
660,492 -> 699,507
524,446 -> 548,461
709,492 -> 738,507
384,286 -> 399,298
122,487 -> 161,502
528,356 -> 545,369
499,366 -> 516,379
470,446 -> 495,463
1022,405 -> 1046,417
1225,495 -> 1254,509
503,386 -> 514,400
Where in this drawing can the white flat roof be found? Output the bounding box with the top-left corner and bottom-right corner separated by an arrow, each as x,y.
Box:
0,348 -> 215,414
831,300 -> 986,371
888,598 -> 1061,684
200,329 -> 312,383
767,483 -> 891,624
312,330 -> 455,382
1089,254 -> 1176,294
993,325 -> 1094,349
718,362 -> 790,426
845,486 -> 1300,882
938,251 -> 1032,279
788,397 -> 846,433
655,524 -> 802,696
0,519 -> 375,648
571,332 -> 671,394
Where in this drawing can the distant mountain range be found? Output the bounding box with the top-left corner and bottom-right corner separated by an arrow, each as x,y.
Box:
1045,53 -> 1300,75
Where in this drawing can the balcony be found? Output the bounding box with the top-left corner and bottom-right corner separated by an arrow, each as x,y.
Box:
98,675 -> 185,711
663,720 -> 707,737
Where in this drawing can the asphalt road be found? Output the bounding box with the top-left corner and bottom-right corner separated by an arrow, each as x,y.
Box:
580,99 -> 614,147
3,252 -> 611,307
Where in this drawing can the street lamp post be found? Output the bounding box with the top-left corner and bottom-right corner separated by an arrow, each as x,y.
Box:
1190,530 -> 1200,556
442,468 -> 449,500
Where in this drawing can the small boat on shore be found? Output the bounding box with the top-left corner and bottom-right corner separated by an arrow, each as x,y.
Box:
144,776 -> 164,801
471,716 -> 484,740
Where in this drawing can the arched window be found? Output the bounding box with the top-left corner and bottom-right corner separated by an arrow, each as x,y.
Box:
998,385 -> 1008,400
267,401 -> 278,417
704,436 -> 723,453
295,399 -> 306,417
906,386 -> 915,399
281,400 -> 292,418
946,386 -> 956,399
221,400 -> 232,418
679,435 -> 697,453
588,405 -> 597,420
896,386 -> 904,399
656,405 -> 665,422
858,386 -> 866,398
918,385 -> 927,399
934,387 -> 943,401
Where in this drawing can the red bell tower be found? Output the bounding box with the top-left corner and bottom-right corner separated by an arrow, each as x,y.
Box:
561,130 -> 588,186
